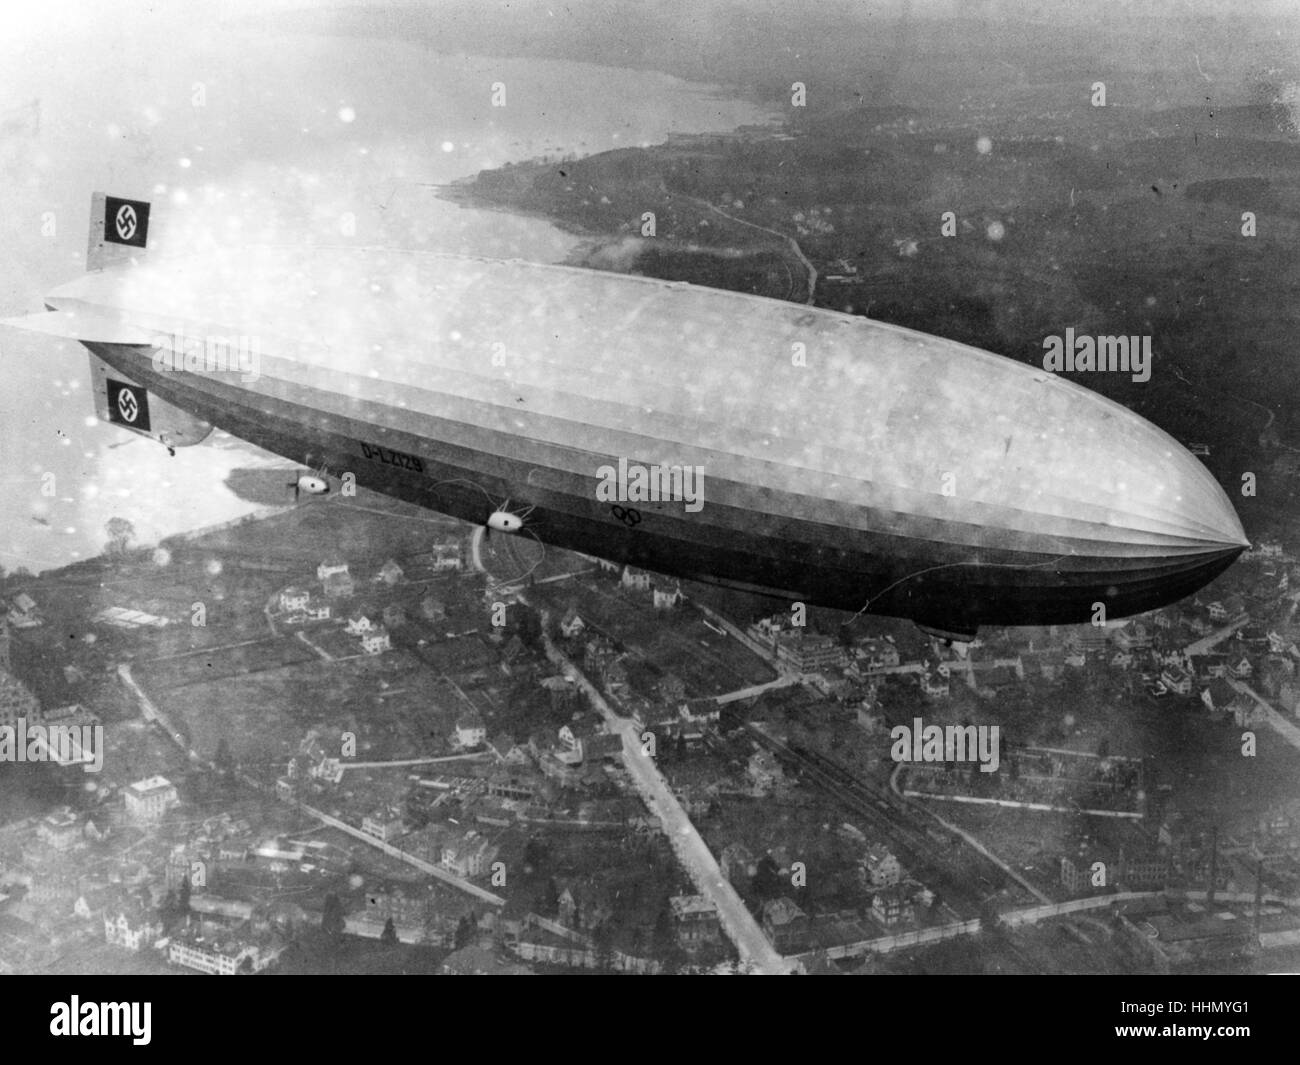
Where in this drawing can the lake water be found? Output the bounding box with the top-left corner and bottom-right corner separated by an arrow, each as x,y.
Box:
0,1 -> 773,573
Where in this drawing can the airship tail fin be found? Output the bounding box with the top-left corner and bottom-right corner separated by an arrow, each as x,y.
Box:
86,351 -> 213,449
87,191 -> 151,271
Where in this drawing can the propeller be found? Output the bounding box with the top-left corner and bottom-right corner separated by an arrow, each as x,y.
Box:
287,469 -> 330,502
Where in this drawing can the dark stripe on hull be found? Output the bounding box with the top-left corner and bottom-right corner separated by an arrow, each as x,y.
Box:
91,343 -> 1243,629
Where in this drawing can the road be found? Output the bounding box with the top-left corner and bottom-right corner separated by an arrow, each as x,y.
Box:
530,602 -> 792,974
1182,614 -> 1250,657
688,195 -> 818,305
119,662 -> 504,905
715,675 -> 800,705
1228,680 -> 1300,753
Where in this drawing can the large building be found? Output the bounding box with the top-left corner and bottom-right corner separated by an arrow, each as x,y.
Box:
167,930 -> 282,975
124,775 -> 179,824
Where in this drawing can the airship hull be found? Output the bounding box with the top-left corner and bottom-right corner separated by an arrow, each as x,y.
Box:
0,188 -> 1248,638
75,266 -> 1248,637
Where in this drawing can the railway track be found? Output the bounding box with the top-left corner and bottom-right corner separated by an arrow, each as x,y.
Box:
742,724 -> 1026,919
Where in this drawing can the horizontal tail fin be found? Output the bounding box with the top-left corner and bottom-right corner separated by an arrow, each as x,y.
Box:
87,191 -> 151,271
0,307 -> 156,343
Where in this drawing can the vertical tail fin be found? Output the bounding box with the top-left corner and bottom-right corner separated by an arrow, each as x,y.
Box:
87,191 -> 151,271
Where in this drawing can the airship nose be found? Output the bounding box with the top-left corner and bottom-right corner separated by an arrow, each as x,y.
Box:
1168,445 -> 1250,552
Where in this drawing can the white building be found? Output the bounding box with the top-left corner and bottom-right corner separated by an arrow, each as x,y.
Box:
316,559 -> 349,581
279,587 -> 310,613
124,776 -> 178,824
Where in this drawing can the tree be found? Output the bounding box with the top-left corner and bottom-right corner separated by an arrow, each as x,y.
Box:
751,855 -> 783,901
454,913 -> 475,949
380,917 -> 398,945
104,516 -> 135,556
321,893 -> 346,937
523,834 -> 548,872
592,920 -> 616,972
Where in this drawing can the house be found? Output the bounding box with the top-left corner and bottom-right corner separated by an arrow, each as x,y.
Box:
103,901 -> 162,952
345,612 -> 374,636
653,582 -> 683,611
720,842 -> 756,885
361,809 -> 406,843
1159,664 -> 1193,696
279,587 -> 310,613
870,885 -> 915,927
485,769 -> 539,802
860,847 -> 902,887
1234,698 -> 1263,729
1228,655 -> 1253,679
555,724 -> 584,765
489,733 -> 529,765
1190,653 -> 1230,681
621,567 -> 653,592
1267,631 -> 1296,656
775,631 -> 848,674
455,712 -> 487,749
1200,679 -> 1239,716
376,559 -> 404,586
559,608 -> 586,639
361,628 -> 391,655
316,558 -> 349,581
669,895 -> 721,951
302,603 -> 331,622
124,776 -> 178,824
747,749 -> 784,792
440,831 -> 499,878
761,897 -> 809,953
857,638 -> 900,670
1110,649 -> 1134,670
1208,595 -> 1246,622
7,592 -> 40,628
919,670 -> 949,698
36,809 -> 81,851
1113,622 -> 1153,651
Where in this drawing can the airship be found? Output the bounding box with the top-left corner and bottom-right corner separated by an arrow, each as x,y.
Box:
2,193 -> 1248,639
